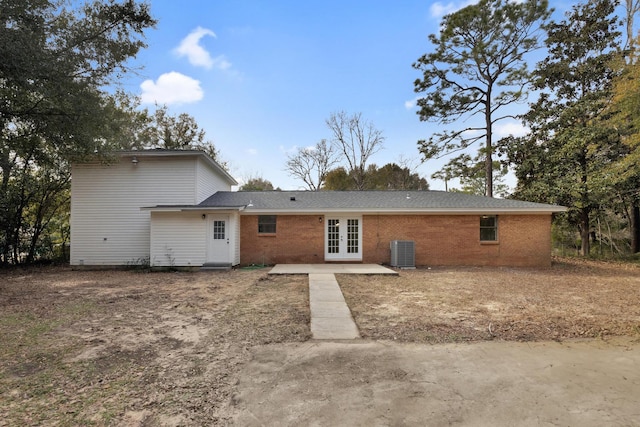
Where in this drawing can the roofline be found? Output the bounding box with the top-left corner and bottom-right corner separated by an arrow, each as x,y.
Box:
117,150 -> 238,186
142,206 -> 566,214
238,207 -> 566,215
142,206 -> 245,212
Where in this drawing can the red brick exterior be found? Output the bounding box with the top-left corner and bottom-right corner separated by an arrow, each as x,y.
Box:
240,215 -> 326,265
240,214 -> 552,267
362,214 -> 551,267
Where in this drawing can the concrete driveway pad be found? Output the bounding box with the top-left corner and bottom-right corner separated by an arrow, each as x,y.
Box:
233,338 -> 640,426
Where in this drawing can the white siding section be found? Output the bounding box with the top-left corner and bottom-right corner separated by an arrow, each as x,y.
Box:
196,157 -> 231,203
231,212 -> 241,265
150,212 -> 206,267
71,157 -> 198,265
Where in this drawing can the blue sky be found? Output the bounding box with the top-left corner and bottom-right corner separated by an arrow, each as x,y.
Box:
124,0 -> 578,191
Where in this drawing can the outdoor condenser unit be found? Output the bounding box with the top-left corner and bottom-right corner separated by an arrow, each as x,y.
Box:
390,240 -> 415,268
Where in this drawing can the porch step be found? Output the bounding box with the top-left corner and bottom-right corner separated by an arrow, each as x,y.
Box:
200,262 -> 232,271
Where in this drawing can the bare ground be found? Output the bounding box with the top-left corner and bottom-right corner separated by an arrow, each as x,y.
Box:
1,258 -> 640,425
339,257 -> 640,343
0,268 -> 310,426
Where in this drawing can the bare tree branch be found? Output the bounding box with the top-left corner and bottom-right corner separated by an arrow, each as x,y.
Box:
326,111 -> 385,190
285,139 -> 339,191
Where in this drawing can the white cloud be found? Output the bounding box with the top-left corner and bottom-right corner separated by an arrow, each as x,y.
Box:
279,145 -> 299,155
174,26 -> 231,70
494,122 -> 530,138
140,72 -> 203,105
246,148 -> 258,156
430,0 -> 476,18
404,96 -> 420,110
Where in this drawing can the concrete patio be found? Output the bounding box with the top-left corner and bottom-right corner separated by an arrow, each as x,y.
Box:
268,263 -> 398,275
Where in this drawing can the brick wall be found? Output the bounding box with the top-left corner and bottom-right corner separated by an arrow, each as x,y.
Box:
240,214 -> 552,267
240,215 -> 325,265
362,214 -> 552,267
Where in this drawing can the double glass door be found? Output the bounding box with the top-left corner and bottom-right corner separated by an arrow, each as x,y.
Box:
325,217 -> 362,261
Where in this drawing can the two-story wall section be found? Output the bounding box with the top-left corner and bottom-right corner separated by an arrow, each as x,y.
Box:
70,150 -> 235,266
196,156 -> 230,204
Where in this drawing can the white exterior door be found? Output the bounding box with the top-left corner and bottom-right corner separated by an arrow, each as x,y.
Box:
325,216 -> 362,261
208,215 -> 230,263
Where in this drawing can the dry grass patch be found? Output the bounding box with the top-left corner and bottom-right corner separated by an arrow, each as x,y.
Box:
339,258 -> 640,343
0,267 -> 309,426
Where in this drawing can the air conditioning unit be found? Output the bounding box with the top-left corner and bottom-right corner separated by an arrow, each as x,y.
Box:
390,240 -> 415,268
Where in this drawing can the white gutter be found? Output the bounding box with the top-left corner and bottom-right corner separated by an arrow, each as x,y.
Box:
141,206 -> 245,212
142,205 -> 566,215
236,207 -> 567,215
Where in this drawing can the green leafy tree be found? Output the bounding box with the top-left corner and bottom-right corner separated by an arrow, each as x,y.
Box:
322,167 -> 352,190
504,0 -> 622,256
433,154 -> 509,197
142,105 -> 222,164
0,0 -> 155,264
606,0 -> 640,252
413,0 -> 551,197
107,95 -> 224,165
367,163 -> 429,190
603,41 -> 640,252
240,177 -> 276,191
322,164 -> 428,190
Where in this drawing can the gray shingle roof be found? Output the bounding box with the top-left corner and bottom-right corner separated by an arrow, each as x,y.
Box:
197,190 -> 565,213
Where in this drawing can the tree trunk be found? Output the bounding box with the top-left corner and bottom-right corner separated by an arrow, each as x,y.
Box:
485,145 -> 493,198
485,94 -> 493,198
580,207 -> 590,256
578,148 -> 590,256
631,202 -> 640,253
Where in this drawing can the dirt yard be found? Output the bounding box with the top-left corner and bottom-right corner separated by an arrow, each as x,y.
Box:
339,258 -> 640,342
1,258 -> 640,425
0,268 -> 310,426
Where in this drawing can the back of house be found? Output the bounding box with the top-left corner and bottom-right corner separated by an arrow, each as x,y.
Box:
70,150 -> 236,267
71,149 -> 565,268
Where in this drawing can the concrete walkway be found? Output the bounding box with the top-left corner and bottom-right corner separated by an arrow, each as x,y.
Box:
269,264 -> 396,340
308,273 -> 360,340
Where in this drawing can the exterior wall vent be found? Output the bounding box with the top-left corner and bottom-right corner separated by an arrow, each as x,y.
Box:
390,240 -> 415,268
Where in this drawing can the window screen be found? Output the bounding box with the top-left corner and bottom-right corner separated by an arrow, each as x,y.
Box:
258,215 -> 277,233
480,215 -> 498,241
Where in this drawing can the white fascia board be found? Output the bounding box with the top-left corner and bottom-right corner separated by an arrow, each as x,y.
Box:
142,206 -> 245,212
239,207 -> 567,215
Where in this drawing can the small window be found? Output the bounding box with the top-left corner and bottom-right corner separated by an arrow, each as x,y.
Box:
213,220 -> 225,240
258,215 -> 277,234
480,215 -> 498,241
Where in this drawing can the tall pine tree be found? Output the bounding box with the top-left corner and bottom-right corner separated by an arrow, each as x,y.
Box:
413,0 -> 550,197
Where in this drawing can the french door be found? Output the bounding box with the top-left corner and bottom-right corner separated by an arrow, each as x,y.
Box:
325,216 -> 362,261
